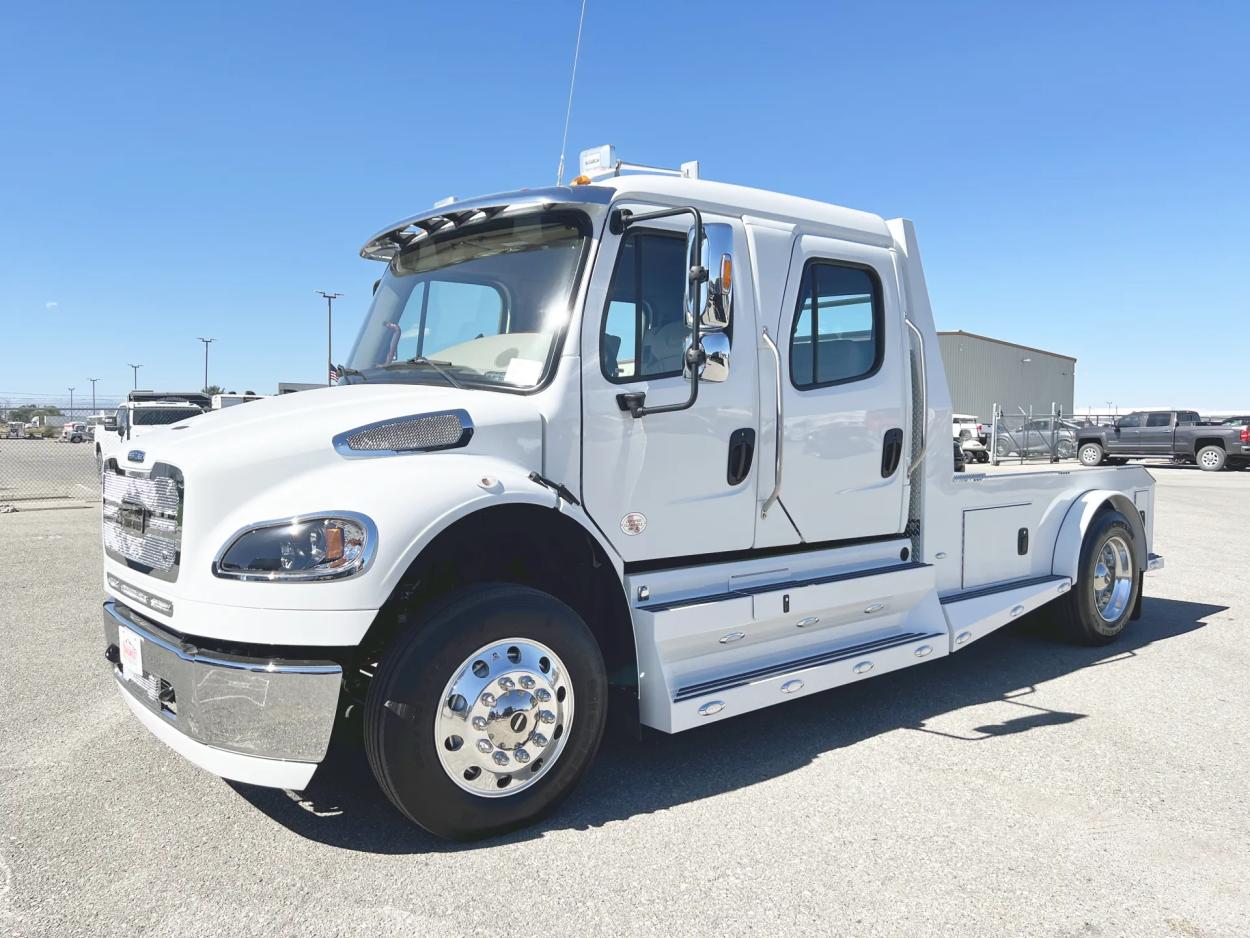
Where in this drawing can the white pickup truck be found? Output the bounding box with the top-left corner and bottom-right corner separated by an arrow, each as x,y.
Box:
100,151 -> 1163,840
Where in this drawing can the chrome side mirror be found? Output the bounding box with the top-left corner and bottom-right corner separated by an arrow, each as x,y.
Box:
685,223 -> 734,332
683,332 -> 730,383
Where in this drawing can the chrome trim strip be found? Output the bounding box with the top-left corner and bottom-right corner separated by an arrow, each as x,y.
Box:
359,186 -> 614,260
211,510 -> 379,582
331,409 -> 473,459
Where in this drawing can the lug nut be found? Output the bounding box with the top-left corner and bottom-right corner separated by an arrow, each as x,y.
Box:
480,692 -> 496,707
514,747 -> 530,763
498,677 -> 515,691
476,739 -> 492,753
492,751 -> 509,766
532,733 -> 548,748
471,716 -> 487,730
535,688 -> 552,702
519,675 -> 535,689
538,709 -> 556,724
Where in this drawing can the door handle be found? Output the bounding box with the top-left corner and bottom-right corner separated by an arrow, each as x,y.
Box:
727,428 -> 756,486
881,428 -> 904,477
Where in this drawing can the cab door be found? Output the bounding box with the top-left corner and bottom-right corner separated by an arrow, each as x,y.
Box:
1140,411 -> 1175,454
580,211 -> 760,562
767,235 -> 909,543
1107,412 -> 1144,454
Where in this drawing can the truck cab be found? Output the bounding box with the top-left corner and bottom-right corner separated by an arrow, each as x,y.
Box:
99,152 -> 1164,840
96,400 -> 206,468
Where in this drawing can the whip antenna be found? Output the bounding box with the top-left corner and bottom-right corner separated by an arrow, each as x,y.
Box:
555,0 -> 589,186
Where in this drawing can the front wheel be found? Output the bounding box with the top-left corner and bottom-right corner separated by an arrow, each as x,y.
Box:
1054,509 -> 1140,645
1078,442 -> 1104,466
1196,445 -> 1226,472
364,583 -> 607,840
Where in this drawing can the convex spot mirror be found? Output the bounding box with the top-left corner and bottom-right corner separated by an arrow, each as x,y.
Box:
684,222 -> 734,332
683,332 -> 730,383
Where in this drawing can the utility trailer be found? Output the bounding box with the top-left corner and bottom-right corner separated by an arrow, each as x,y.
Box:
99,150 -> 1163,839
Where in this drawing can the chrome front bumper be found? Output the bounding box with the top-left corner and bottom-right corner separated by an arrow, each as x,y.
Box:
102,601 -> 342,786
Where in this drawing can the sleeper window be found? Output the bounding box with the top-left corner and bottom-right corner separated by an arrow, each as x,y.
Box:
601,231 -> 688,381
790,261 -> 883,388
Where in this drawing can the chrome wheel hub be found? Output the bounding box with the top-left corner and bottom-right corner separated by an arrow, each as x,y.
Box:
435,638 -> 573,797
1092,534 -> 1133,623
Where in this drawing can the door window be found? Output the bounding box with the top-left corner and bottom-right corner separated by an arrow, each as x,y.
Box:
1118,413 -> 1143,428
601,231 -> 689,381
1146,412 -> 1172,428
789,261 -> 883,388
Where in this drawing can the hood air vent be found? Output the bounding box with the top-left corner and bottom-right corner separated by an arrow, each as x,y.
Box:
333,409 -> 473,458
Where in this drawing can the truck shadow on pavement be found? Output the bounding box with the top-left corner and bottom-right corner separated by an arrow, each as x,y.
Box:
226,596 -> 1222,854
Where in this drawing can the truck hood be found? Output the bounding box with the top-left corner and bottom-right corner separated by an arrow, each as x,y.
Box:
122,384 -> 545,481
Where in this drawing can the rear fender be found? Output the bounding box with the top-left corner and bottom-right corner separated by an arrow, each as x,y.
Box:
1051,490 -> 1147,581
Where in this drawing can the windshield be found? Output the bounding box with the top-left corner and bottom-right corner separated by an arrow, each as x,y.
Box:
133,407 -> 202,426
344,212 -> 589,390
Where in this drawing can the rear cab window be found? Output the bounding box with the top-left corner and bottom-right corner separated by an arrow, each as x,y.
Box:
789,261 -> 884,389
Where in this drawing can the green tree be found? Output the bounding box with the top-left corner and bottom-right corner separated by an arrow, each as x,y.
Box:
203,385 -> 224,395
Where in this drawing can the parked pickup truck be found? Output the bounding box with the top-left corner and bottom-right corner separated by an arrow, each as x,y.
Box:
99,149 -> 1164,840
1076,410 -> 1250,471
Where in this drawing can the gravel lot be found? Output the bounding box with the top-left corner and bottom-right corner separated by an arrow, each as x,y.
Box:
0,438 -> 98,504
2,465 -> 1247,937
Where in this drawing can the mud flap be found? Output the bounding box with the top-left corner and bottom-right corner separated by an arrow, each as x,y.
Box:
1131,572 -> 1144,621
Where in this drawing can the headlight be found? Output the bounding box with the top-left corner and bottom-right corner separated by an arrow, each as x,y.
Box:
212,513 -> 376,581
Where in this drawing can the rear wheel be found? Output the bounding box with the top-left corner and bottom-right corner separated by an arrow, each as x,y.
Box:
1196,445 -> 1226,472
1078,442 -> 1104,466
364,583 -> 607,840
1054,510 -> 1140,645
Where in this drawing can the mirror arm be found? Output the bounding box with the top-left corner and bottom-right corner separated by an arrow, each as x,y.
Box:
611,205 -> 707,419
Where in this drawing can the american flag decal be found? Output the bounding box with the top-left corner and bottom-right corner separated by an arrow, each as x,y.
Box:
329,362 -> 339,384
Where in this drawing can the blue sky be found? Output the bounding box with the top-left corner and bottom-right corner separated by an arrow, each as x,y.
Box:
1,1 -> 1246,411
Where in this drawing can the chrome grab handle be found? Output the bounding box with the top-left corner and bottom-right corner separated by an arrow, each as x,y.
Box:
905,318 -> 927,476
760,328 -> 783,518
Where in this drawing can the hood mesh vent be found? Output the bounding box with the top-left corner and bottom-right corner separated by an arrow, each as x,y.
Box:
334,409 -> 473,457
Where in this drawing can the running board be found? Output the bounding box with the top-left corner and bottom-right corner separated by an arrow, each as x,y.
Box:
674,629 -> 945,702
939,575 -> 1071,651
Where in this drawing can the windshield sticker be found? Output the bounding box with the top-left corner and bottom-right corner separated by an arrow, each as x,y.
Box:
503,357 -> 544,386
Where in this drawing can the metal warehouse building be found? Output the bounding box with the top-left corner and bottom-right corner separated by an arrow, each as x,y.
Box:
937,330 -> 1075,422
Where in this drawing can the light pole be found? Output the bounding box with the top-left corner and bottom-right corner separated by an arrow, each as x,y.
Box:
198,337 -> 215,391
129,363 -> 142,389
68,386 -> 75,418
316,291 -> 342,386
89,377 -> 100,415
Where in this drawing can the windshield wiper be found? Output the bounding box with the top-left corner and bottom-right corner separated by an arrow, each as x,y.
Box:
382,356 -> 464,389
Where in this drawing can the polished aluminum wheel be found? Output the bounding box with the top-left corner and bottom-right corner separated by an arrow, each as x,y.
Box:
1092,534 -> 1133,623
1199,448 -> 1222,470
434,638 -> 573,797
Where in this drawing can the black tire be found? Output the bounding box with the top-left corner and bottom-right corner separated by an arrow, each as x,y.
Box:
1054,509 -> 1140,645
1078,442 -> 1104,466
364,583 -> 607,840
1196,445 -> 1226,472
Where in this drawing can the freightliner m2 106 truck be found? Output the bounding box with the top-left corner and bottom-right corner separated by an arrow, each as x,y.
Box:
101,150 -> 1164,839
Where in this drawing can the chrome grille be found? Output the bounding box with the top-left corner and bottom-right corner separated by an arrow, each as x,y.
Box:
102,462 -> 183,581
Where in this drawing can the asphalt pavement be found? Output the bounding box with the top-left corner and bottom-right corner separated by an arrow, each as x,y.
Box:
2,465 -> 1247,937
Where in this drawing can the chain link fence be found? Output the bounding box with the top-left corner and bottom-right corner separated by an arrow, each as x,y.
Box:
987,406 -> 1120,465
0,436 -> 101,507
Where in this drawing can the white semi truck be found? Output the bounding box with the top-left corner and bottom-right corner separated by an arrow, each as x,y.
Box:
101,152 -> 1163,840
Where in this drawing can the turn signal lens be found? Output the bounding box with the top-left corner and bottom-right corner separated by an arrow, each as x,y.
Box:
721,255 -> 732,290
571,174 -> 592,186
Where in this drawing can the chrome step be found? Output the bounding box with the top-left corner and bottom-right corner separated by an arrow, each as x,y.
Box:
674,629 -> 945,702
